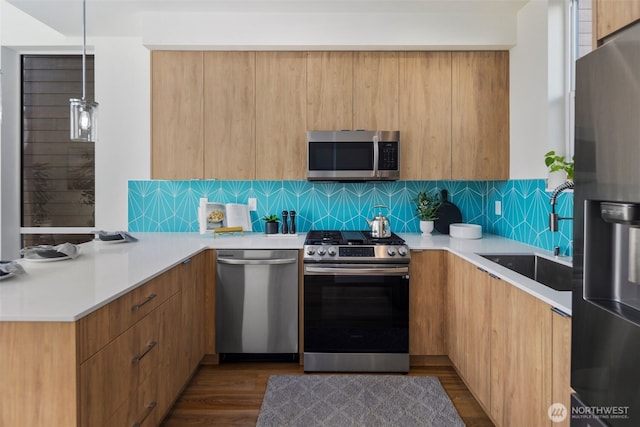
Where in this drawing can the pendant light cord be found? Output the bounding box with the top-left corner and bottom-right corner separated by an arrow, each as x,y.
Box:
82,0 -> 86,101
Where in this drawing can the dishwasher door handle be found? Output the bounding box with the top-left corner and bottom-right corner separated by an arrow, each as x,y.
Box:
217,257 -> 298,266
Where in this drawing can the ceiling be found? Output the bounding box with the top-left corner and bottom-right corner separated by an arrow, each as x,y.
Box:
6,0 -> 530,37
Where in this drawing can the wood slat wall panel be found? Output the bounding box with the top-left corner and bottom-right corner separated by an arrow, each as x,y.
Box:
21,55 -> 95,232
23,69 -> 95,83
23,55 -> 88,69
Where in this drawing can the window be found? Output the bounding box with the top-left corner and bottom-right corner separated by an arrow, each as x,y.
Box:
21,55 -> 95,247
567,0 -> 593,159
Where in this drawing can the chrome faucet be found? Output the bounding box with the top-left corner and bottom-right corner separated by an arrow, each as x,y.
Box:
549,180 -> 575,232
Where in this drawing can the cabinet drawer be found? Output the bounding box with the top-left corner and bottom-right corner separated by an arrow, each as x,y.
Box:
78,267 -> 180,362
80,307 -> 161,427
104,375 -> 159,427
109,268 -> 180,338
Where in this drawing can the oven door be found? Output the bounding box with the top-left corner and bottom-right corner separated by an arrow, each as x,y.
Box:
303,264 -> 409,353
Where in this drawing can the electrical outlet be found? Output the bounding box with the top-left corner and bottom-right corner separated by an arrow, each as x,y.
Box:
248,198 -> 257,211
495,200 -> 502,216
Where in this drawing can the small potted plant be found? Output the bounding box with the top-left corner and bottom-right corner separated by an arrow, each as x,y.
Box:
415,190 -> 442,235
545,150 -> 574,188
262,214 -> 280,234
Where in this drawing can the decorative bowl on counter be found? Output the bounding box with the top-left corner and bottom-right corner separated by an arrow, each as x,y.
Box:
449,223 -> 482,239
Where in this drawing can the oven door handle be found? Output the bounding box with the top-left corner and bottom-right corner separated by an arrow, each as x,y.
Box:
304,266 -> 409,276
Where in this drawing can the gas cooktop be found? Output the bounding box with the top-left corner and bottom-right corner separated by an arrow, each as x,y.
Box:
303,230 -> 409,263
304,230 -> 406,246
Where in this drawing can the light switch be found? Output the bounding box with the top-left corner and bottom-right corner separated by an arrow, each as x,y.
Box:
248,198 -> 257,211
495,200 -> 502,216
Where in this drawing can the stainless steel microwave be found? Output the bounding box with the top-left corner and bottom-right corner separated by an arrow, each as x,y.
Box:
306,130 -> 400,181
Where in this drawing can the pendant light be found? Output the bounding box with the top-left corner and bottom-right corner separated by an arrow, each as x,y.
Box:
69,0 -> 98,142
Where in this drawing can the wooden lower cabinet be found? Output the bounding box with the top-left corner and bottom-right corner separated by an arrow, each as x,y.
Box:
80,297 -> 177,427
491,277 -> 552,427
0,253 -> 208,427
446,253 -> 492,410
447,254 -> 572,427
551,308 -> 572,427
409,250 -> 446,357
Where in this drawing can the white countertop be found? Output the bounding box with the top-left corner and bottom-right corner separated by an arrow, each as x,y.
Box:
399,233 -> 572,316
0,231 -> 571,322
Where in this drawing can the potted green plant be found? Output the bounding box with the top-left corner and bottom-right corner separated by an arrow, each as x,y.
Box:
415,190 -> 442,234
262,214 -> 280,234
544,150 -> 574,188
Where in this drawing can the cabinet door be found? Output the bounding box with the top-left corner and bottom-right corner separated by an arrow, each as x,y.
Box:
399,52 -> 452,180
452,51 -> 509,180
204,52 -> 256,179
491,279 -> 552,427
446,253 -> 464,370
446,254 -> 492,411
178,253 -> 206,376
157,294 -> 183,424
596,0 -> 640,41
353,52 -> 399,130
307,51 -> 353,131
151,51 -> 204,179
551,309 -> 572,427
409,250 -> 446,356
255,52 -> 307,180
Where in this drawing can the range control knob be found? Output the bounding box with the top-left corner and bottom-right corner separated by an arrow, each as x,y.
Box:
306,247 -> 316,256
327,247 -> 337,256
387,247 -> 397,256
398,246 -> 408,257
317,247 -> 326,256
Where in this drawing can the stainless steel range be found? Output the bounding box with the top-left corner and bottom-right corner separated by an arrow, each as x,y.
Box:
303,230 -> 410,373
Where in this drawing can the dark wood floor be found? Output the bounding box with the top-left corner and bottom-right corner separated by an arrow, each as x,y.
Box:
161,360 -> 494,426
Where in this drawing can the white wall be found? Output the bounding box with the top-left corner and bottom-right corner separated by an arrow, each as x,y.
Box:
141,11 -> 518,50
1,0 -> 567,256
509,0 -> 570,179
93,37 -> 150,229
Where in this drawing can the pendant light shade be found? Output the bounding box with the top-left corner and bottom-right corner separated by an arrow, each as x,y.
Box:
70,0 -> 98,142
70,98 -> 98,142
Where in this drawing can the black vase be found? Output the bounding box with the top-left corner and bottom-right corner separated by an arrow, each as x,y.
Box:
265,222 -> 279,234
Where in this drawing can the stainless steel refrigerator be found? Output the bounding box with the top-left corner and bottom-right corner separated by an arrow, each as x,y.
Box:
573,20 -> 640,427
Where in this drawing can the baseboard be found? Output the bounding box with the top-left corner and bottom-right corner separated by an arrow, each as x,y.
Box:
410,355 -> 451,367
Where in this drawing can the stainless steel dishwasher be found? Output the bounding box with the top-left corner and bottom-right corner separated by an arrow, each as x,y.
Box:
215,249 -> 299,361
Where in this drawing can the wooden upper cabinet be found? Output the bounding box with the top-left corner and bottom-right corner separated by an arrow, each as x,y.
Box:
452,51 -> 509,180
307,52 -> 353,131
255,52 -> 307,180
399,52 -> 452,180
151,51 -> 204,179
353,52 -> 399,130
596,0 -> 640,42
204,52 -> 256,180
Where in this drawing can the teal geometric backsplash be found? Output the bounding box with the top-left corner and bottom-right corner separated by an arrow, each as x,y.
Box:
128,179 -> 573,256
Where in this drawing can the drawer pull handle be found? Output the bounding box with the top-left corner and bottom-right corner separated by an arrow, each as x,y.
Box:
132,294 -> 157,312
131,401 -> 157,427
132,341 -> 157,364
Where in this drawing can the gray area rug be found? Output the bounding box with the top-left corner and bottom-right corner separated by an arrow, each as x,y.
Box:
256,375 -> 466,427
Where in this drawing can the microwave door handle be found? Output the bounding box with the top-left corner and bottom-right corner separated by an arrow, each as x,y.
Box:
372,134 -> 379,176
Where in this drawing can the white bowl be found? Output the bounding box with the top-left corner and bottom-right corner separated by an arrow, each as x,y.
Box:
449,223 -> 482,239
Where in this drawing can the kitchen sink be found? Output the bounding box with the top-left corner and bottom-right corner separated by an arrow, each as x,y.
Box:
478,253 -> 573,292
